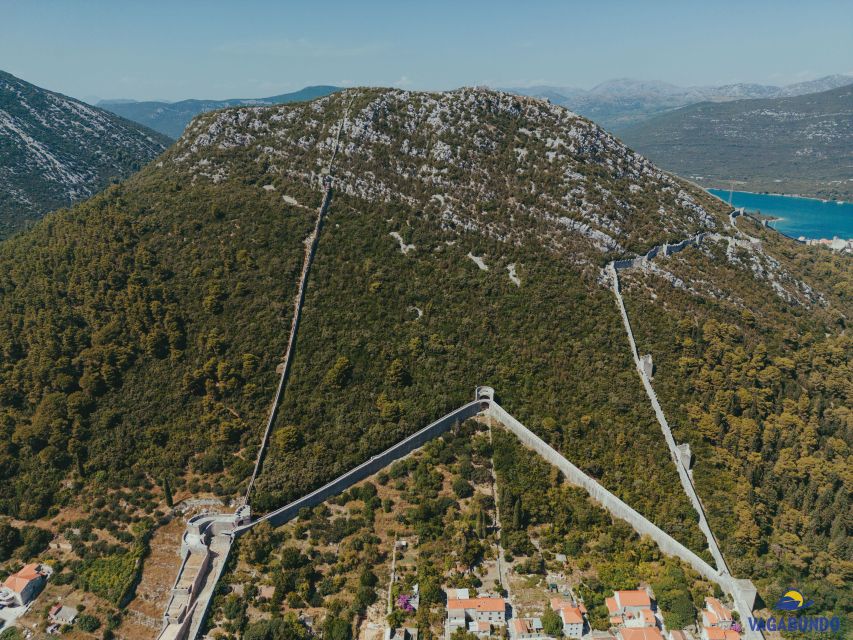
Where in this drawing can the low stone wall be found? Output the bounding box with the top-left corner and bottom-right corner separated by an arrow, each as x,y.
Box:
235,400 -> 483,532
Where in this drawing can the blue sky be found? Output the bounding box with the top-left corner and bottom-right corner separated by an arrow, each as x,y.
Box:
2,0 -> 851,102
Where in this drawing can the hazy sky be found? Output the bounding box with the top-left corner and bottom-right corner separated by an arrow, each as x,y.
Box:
3,0 -> 851,102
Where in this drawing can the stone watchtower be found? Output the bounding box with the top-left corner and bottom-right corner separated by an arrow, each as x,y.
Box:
475,386 -> 495,410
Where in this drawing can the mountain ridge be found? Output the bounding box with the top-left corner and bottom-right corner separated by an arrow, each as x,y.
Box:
0,69 -> 171,238
98,84 -> 341,138
505,74 -> 853,130
617,83 -> 853,200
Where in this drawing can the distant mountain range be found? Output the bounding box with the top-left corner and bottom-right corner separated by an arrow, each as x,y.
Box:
0,69 -> 170,238
505,74 -> 853,131
617,83 -> 853,200
97,85 -> 341,138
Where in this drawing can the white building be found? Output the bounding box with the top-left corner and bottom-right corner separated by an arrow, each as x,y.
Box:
550,598 -> 586,638
446,595 -> 507,630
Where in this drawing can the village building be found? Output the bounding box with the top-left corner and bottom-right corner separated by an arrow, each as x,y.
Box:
549,598 -> 586,638
49,604 -> 79,624
701,598 -> 734,630
617,628 -> 664,640
700,597 -> 740,640
510,617 -> 543,639
468,620 -> 493,637
446,594 -> 507,634
605,589 -> 656,628
2,563 -> 48,606
385,627 -> 418,640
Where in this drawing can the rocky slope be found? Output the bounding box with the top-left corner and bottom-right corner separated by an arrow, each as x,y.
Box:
98,85 -> 340,138
618,83 -> 853,200
0,70 -> 170,238
175,87 -> 720,259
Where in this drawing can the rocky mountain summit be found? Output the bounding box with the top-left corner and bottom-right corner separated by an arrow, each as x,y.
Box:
174,87 -> 719,259
0,70 -> 170,238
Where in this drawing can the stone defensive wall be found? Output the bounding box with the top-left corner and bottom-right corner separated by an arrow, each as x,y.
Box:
234,399 -> 484,533
486,402 -> 720,582
611,232 -> 710,273
486,401 -> 760,638
178,383 -> 759,639
244,181 -> 334,503
608,263 -> 730,575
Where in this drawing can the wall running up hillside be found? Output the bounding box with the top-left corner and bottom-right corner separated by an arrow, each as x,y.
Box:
486,400 -> 760,639
234,399 -> 483,533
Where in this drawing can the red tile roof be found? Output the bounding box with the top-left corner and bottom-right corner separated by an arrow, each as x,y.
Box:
446,597 -> 506,613
615,590 -> 652,608
704,629 -> 740,640
705,597 -> 733,622
617,629 -> 663,640
511,619 -> 531,634
3,564 -> 43,594
560,607 -> 584,624
17,564 -> 41,580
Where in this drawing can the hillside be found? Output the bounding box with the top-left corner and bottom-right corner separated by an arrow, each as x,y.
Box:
617,216 -> 852,626
0,88 -> 849,633
98,85 -> 340,138
207,422 -> 718,639
618,84 -> 853,200
507,74 -> 853,131
0,70 -> 171,238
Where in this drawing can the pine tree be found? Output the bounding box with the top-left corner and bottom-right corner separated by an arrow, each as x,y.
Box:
512,498 -> 524,530
476,508 -> 487,539
163,477 -> 173,507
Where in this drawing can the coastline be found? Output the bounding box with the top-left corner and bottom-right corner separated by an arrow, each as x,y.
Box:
706,187 -> 851,206
706,189 -> 852,246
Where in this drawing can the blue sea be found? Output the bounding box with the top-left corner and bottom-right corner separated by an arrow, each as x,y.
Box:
708,190 -> 853,240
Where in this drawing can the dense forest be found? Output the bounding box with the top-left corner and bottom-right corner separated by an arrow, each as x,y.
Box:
621,217 -> 851,633
0,172 -> 319,519
252,185 -> 708,554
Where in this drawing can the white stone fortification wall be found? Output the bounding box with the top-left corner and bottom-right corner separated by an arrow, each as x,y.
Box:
244,184 -> 334,502
235,400 -> 484,532
609,265 -> 730,575
487,401 -> 762,639
486,402 -> 720,582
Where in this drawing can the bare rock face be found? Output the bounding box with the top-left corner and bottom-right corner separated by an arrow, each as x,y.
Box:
172,87 -> 722,261
0,70 -> 170,237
